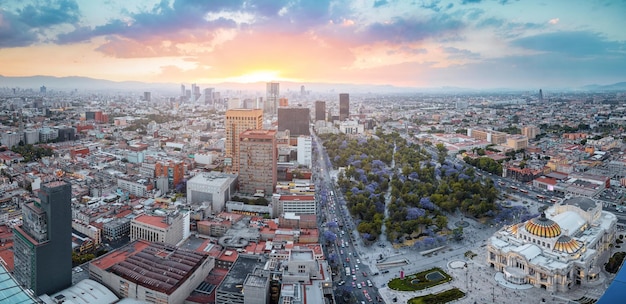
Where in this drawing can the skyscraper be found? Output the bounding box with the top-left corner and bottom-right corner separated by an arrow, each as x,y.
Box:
225,109 -> 263,173
13,181 -> 72,296
539,89 -> 544,101
238,129 -> 277,196
339,93 -> 350,121
315,101 -> 326,121
266,82 -> 279,116
278,108 -> 310,137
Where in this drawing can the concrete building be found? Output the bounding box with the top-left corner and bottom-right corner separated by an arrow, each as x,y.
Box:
487,197 -> 616,292
315,101 -> 326,121
506,135 -> 529,150
297,135 -> 312,168
266,82 -> 280,116
39,127 -> 59,142
23,128 -> 39,145
130,211 -> 190,246
238,129 -> 277,196
273,194 -> 317,216
186,172 -> 238,215
103,217 -> 131,241
277,108 -> 310,137
13,181 -> 72,296
225,108 -> 264,173
117,176 -> 153,197
522,126 -> 540,140
1,131 -> 21,148
467,128 -> 508,144
339,120 -> 364,134
89,240 -> 214,304
215,255 -> 268,304
339,93 -> 349,121
155,159 -> 185,189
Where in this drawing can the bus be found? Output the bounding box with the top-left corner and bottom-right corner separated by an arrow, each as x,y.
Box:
536,195 -> 545,200
550,198 -> 559,203
520,189 -> 528,194
346,267 -> 351,276
510,186 -> 518,191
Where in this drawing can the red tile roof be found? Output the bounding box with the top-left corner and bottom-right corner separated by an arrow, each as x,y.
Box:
133,214 -> 169,229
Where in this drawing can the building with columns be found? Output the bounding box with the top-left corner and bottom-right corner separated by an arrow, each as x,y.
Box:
487,197 -> 616,292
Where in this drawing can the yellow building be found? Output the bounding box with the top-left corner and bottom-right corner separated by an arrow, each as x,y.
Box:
506,135 -> 529,150
467,128 -> 507,144
225,108 -> 263,173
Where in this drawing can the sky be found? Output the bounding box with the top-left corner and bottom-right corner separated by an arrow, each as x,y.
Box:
0,0 -> 625,89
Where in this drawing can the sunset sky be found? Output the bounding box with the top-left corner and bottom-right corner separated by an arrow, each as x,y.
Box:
0,0 -> 624,88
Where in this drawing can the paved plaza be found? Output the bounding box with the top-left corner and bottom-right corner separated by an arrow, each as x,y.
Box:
354,211 -> 621,304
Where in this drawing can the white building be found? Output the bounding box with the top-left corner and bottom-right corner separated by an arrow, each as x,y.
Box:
487,197 -> 616,292
130,211 -> 190,246
186,172 -> 238,215
297,135 -> 312,168
339,120 -> 364,134
273,194 -> 317,216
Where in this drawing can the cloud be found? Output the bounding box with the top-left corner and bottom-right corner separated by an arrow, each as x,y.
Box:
443,47 -> 481,60
512,31 -> 623,57
420,0 -> 442,12
460,0 -> 482,5
18,0 -> 81,27
0,10 -> 39,47
363,14 -> 463,44
549,18 -> 559,25
373,0 -> 389,8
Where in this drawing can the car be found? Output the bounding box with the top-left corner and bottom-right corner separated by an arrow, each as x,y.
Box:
352,275 -> 357,281
382,270 -> 390,274
346,257 -> 350,262
362,271 -> 367,277
340,250 -> 344,255
355,265 -> 359,270
338,281 -> 345,286
367,280 -> 372,287
356,258 -> 361,264
357,283 -> 362,289
351,269 -> 356,275
352,282 -> 356,287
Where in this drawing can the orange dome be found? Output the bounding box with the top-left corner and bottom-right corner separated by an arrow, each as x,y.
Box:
554,235 -> 583,254
525,213 -> 561,238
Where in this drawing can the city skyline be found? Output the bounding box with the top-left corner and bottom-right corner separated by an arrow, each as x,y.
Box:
0,0 -> 625,89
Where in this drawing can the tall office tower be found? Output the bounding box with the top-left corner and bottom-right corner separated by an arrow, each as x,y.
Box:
143,91 -> 151,102
315,101 -> 326,121
339,93 -> 349,121
278,108 -> 311,137
192,84 -> 201,102
279,97 -> 289,107
300,85 -> 305,96
225,109 -> 263,173
204,88 -> 214,105
40,85 -> 46,94
539,89 -> 544,101
238,129 -> 277,196
180,84 -> 185,98
266,82 -> 280,116
13,181 -> 72,296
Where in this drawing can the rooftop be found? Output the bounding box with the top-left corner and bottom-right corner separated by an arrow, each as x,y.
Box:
133,214 -> 169,229
218,255 -> 265,293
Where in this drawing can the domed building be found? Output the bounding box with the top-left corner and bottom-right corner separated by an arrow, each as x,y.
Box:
487,197 -> 616,292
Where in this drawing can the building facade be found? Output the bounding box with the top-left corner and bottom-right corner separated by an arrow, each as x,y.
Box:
266,82 -> 279,116
13,181 -> 72,296
130,212 -> 189,246
225,108 -> 263,173
487,197 -> 616,292
297,136 -> 312,168
315,101 -> 326,121
238,129 -> 277,196
186,172 -> 238,214
277,108 -> 311,137
339,93 -> 349,121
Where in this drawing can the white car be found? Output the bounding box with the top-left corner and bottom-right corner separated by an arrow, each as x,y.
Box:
357,283 -> 362,289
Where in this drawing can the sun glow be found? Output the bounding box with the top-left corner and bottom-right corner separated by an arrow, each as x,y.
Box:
226,70 -> 281,83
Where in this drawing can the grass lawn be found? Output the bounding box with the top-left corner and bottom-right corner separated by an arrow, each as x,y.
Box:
408,288 -> 465,304
388,267 -> 452,291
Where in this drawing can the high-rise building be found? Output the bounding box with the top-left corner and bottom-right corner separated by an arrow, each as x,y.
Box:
204,88 -> 214,105
143,91 -> 151,102
180,84 -> 185,98
13,181 -> 72,296
266,82 -> 279,116
297,135 -> 312,168
155,160 -> 185,190
539,89 -> 543,101
522,126 -> 540,139
279,97 -> 289,107
238,129 -> 277,196
225,109 -> 264,173
339,93 -> 349,121
40,85 -> 46,94
315,101 -> 326,121
278,108 -> 310,137
300,85 -> 306,96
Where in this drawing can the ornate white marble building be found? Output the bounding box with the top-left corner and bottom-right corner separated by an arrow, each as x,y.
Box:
487,197 -> 616,292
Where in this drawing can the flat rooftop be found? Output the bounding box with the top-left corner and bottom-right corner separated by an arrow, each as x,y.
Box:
218,255 -> 265,293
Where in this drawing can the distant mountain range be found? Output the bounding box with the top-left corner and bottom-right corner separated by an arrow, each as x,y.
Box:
0,75 -> 625,94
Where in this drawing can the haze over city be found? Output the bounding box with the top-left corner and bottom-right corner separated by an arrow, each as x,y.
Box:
1,0 -> 625,89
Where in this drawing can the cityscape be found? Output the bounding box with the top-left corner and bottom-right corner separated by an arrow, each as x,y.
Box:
0,1 -> 625,304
